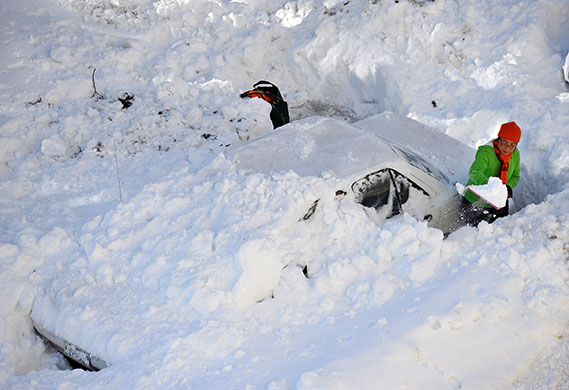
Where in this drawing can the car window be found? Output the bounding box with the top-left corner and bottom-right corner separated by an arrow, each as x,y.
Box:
352,169 -> 430,220
352,169 -> 391,210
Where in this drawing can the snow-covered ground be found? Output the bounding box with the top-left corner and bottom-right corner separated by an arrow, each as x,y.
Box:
1,0 -> 569,388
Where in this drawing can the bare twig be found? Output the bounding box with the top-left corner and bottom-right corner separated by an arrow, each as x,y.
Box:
90,67 -> 105,100
25,97 -> 43,107
113,140 -> 123,202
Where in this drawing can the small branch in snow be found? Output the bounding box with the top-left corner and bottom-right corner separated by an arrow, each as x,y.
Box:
25,97 -> 43,106
90,67 -> 105,100
113,140 -> 123,202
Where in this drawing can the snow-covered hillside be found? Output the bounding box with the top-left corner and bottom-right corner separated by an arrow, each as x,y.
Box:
1,0 -> 569,388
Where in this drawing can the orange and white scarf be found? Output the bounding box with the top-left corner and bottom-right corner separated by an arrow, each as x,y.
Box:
493,139 -> 513,184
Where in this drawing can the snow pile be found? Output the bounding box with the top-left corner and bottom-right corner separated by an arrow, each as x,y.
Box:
1,0 -> 569,389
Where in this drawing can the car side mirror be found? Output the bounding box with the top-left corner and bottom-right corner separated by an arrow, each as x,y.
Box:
300,200 -> 319,221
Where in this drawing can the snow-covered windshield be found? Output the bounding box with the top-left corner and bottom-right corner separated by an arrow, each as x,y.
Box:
390,144 -> 451,184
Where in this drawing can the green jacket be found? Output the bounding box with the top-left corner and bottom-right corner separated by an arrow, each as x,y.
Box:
464,144 -> 521,206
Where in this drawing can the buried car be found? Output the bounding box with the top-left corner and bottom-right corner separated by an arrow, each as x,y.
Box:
227,112 -> 475,234
31,112 -> 474,370
33,318 -> 108,371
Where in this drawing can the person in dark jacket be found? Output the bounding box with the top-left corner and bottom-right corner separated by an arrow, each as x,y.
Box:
460,121 -> 522,226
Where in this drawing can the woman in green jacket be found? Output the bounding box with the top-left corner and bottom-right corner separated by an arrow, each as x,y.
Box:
461,121 -> 522,226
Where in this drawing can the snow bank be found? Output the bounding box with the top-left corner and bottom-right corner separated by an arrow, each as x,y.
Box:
297,190 -> 569,388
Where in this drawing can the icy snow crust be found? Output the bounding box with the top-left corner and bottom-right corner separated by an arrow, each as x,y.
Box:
1,0 -> 569,388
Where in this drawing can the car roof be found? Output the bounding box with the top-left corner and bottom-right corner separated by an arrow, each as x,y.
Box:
354,113 -> 474,184
227,113 -> 473,185
227,116 -> 400,180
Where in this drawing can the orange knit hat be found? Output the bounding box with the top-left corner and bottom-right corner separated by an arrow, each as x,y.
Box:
498,121 -> 521,143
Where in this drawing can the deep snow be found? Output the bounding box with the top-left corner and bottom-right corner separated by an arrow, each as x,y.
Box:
1,0 -> 569,389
